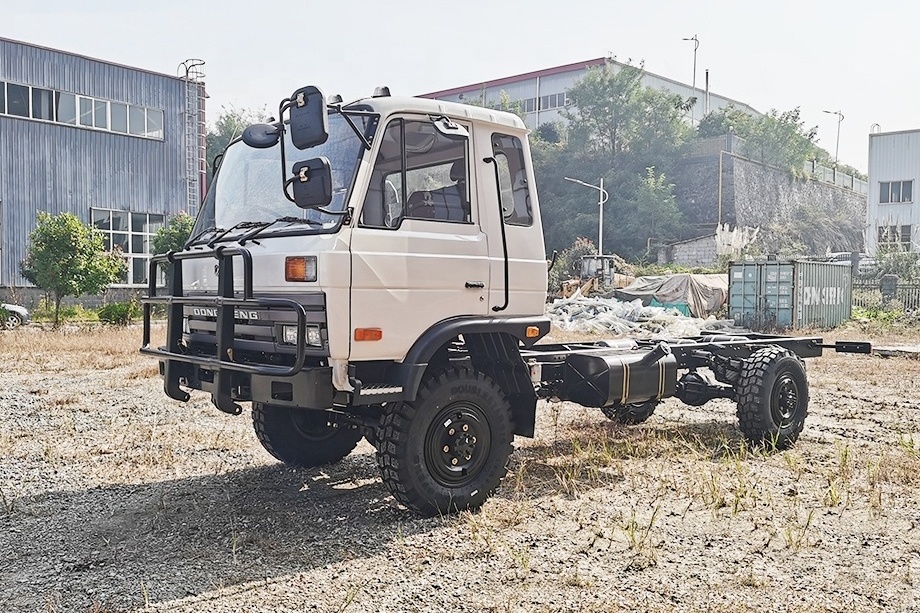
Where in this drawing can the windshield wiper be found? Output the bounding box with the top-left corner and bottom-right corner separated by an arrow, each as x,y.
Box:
207,221 -> 265,248
238,216 -> 323,245
185,226 -> 222,248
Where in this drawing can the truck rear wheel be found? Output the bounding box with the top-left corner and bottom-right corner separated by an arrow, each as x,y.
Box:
736,346 -> 808,449
601,400 -> 659,425
252,403 -> 362,467
376,368 -> 514,517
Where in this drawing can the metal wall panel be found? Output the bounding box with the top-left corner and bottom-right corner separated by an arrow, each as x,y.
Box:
794,261 -> 852,328
0,38 -> 193,286
865,129 -> 920,254
729,262 -> 793,328
729,261 -> 852,330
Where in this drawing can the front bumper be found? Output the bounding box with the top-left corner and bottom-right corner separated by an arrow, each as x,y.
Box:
141,245 -> 331,414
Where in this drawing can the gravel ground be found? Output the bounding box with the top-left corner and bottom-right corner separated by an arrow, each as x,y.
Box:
1,324 -> 919,612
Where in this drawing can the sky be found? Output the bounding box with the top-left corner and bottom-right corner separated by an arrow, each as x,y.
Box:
3,0 -> 919,173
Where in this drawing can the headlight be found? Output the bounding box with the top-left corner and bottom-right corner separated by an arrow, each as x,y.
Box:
306,325 -> 322,346
282,324 -> 323,347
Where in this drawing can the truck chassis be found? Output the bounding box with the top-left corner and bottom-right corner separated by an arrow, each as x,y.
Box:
142,246 -> 869,517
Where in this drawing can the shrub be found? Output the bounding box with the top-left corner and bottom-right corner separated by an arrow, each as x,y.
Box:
98,301 -> 141,326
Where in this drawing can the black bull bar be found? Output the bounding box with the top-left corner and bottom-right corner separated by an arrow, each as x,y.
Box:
140,246 -> 309,414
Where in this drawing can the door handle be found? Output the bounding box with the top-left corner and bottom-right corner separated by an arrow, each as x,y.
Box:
465,281 -> 485,289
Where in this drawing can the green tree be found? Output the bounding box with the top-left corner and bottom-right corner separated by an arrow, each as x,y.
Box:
698,106 -> 820,173
206,106 -> 266,175
20,212 -> 126,326
534,61 -> 692,258
153,212 -> 196,254
614,167 -> 684,259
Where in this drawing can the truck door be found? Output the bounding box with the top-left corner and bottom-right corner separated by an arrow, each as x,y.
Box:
477,131 -> 547,316
349,116 -> 489,361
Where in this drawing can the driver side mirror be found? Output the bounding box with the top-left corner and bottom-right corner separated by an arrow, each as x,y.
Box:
288,157 -> 333,209
289,86 -> 329,150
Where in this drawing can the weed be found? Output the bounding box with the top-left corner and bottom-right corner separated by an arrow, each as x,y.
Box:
699,470 -> 726,511
0,485 -> 15,516
622,504 -> 660,567
336,578 -> 370,613
835,442 -> 854,483
823,477 -> 842,508
897,432 -> 920,459
783,508 -> 816,551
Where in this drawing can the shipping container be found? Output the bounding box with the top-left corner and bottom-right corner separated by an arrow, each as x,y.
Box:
729,260 -> 852,329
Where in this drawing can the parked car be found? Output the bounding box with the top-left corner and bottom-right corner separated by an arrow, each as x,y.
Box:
2,303 -> 30,329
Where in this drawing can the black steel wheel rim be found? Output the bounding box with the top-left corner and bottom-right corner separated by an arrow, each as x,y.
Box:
290,410 -> 338,441
424,402 -> 492,488
771,373 -> 800,426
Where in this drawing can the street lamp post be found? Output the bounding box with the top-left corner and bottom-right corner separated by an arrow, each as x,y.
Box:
564,176 -> 610,255
682,34 -> 699,123
822,109 -> 844,168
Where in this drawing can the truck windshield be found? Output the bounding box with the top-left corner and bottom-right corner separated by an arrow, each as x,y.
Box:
191,112 -> 373,242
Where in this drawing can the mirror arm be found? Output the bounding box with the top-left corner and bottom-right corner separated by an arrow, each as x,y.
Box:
329,105 -> 371,151
277,98 -> 297,203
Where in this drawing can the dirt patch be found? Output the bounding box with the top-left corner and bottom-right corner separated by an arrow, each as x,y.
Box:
1,326 -> 919,612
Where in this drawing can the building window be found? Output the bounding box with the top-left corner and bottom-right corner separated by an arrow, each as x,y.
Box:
146,108 -> 164,139
92,209 -> 166,285
521,98 -> 537,113
111,102 -> 128,133
879,180 -> 913,204
537,92 -> 568,111
31,88 -> 54,121
55,92 -> 76,125
0,79 -> 164,140
129,105 -> 147,136
79,96 -> 94,127
878,224 -> 912,248
7,83 -> 30,117
94,100 -> 108,129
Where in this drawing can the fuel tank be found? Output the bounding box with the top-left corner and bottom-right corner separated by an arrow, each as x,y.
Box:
563,347 -> 678,408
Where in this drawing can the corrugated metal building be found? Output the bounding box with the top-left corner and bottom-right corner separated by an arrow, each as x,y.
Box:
865,128 -> 920,255
420,56 -> 763,130
0,37 -> 205,289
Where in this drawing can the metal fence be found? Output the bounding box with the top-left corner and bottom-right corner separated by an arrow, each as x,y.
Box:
852,278 -> 920,312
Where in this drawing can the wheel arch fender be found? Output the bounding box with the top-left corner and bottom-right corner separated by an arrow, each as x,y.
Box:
390,315 -> 549,437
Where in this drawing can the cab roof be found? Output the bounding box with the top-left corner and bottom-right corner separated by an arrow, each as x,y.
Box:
346,95 -> 528,133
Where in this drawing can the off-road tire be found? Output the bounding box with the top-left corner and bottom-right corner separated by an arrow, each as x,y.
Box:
376,368 -> 514,517
4,312 -> 23,330
736,346 -> 808,449
601,400 -> 659,425
252,403 -> 362,468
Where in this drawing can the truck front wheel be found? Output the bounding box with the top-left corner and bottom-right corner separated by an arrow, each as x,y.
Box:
736,346 -> 809,449
252,403 -> 362,467
376,368 -> 514,516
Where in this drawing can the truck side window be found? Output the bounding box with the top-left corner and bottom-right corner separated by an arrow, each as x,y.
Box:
491,134 -> 533,226
361,118 -> 470,228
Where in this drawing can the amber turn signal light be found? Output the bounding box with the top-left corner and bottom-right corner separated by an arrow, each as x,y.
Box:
526,326 -> 541,338
285,256 -> 317,282
354,328 -> 383,341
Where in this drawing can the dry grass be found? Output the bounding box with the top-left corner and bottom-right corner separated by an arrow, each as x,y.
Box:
2,325 -> 920,611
